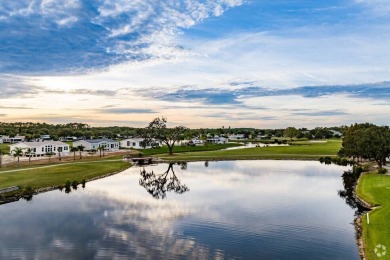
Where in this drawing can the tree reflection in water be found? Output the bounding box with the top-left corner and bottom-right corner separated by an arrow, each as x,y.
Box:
338,169 -> 369,216
139,163 -> 189,199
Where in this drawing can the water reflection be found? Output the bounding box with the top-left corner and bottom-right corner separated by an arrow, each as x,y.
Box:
338,169 -> 369,216
0,160 -> 360,259
139,163 -> 190,199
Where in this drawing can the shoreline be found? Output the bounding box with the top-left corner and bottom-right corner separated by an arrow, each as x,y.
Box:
353,167 -> 384,260
354,172 -> 373,260
0,162 -> 132,204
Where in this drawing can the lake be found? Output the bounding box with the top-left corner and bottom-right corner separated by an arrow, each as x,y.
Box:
0,160 -> 359,259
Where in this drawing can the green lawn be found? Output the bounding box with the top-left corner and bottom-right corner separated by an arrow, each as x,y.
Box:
357,173 -> 390,259
133,143 -> 242,156
0,143 -> 10,153
158,139 -> 341,161
0,160 -> 130,192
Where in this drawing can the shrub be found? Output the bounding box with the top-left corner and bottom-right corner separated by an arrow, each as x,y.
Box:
378,168 -> 388,174
64,180 -> 71,193
21,186 -> 34,201
81,179 -> 86,188
71,180 -> 79,189
353,166 -> 363,175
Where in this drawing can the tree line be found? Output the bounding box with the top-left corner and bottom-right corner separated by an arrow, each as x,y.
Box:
0,121 -> 343,141
338,123 -> 390,169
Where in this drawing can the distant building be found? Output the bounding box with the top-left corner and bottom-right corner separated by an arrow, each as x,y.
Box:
189,137 -> 204,145
59,136 -> 78,142
120,138 -> 160,149
10,141 -> 70,157
330,130 -> 343,137
40,135 -> 51,141
73,139 -> 119,151
0,135 -> 26,144
229,134 -> 246,140
207,136 -> 228,144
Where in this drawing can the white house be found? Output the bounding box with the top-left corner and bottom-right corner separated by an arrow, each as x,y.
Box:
120,138 -> 161,149
59,136 -> 78,142
229,134 -> 246,140
0,135 -> 26,144
207,136 -> 228,144
73,139 -> 119,151
10,141 -> 70,157
188,137 -> 204,146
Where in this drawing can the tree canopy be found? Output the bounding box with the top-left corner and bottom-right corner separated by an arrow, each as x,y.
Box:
143,117 -> 188,155
339,123 -> 390,169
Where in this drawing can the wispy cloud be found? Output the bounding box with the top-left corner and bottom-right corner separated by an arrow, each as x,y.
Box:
0,75 -> 40,98
291,110 -> 349,117
0,0 -> 243,74
0,106 -> 33,110
99,108 -> 155,114
142,81 -> 390,106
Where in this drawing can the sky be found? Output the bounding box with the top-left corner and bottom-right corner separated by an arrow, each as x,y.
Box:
1,0 -> 390,128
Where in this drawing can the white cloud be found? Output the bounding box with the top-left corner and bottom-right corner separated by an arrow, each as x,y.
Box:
355,0 -> 390,14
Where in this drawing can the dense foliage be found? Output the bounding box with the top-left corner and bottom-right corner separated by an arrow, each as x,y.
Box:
338,123 -> 390,169
0,121 -> 343,141
142,117 -> 188,155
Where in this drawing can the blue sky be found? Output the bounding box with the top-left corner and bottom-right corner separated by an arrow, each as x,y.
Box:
0,0 -> 390,128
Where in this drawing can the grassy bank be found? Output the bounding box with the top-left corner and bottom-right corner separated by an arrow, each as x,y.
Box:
0,160 -> 131,197
158,139 -> 341,161
357,173 -> 390,259
0,143 -> 10,152
133,143 -> 242,156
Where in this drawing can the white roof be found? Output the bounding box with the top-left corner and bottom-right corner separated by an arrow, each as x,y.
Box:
12,141 -> 69,148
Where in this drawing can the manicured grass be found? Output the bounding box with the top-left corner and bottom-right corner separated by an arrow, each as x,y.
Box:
0,143 -> 10,152
357,173 -> 390,259
133,143 -> 242,156
159,139 -> 341,161
0,160 -> 131,191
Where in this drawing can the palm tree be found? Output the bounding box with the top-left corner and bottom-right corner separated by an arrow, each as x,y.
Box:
98,144 -> 105,158
98,145 -> 104,158
77,145 -> 85,159
57,147 -> 62,161
70,147 -> 78,161
25,148 -> 33,164
12,147 -> 23,165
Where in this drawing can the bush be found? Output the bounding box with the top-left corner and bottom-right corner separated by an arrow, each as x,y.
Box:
378,168 -> 388,174
21,186 -> 34,201
71,180 -> 79,189
353,166 -> 363,175
81,179 -> 86,188
64,180 -> 71,193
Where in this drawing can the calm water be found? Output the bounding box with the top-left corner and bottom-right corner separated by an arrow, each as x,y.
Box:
0,160 -> 359,259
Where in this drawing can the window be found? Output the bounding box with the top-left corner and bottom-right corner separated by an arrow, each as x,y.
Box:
127,141 -> 130,146
64,146 -> 68,151
45,145 -> 53,153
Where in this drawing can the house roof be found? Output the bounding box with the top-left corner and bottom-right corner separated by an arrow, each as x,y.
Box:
121,138 -> 144,142
11,141 -> 68,148
79,138 -> 117,144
